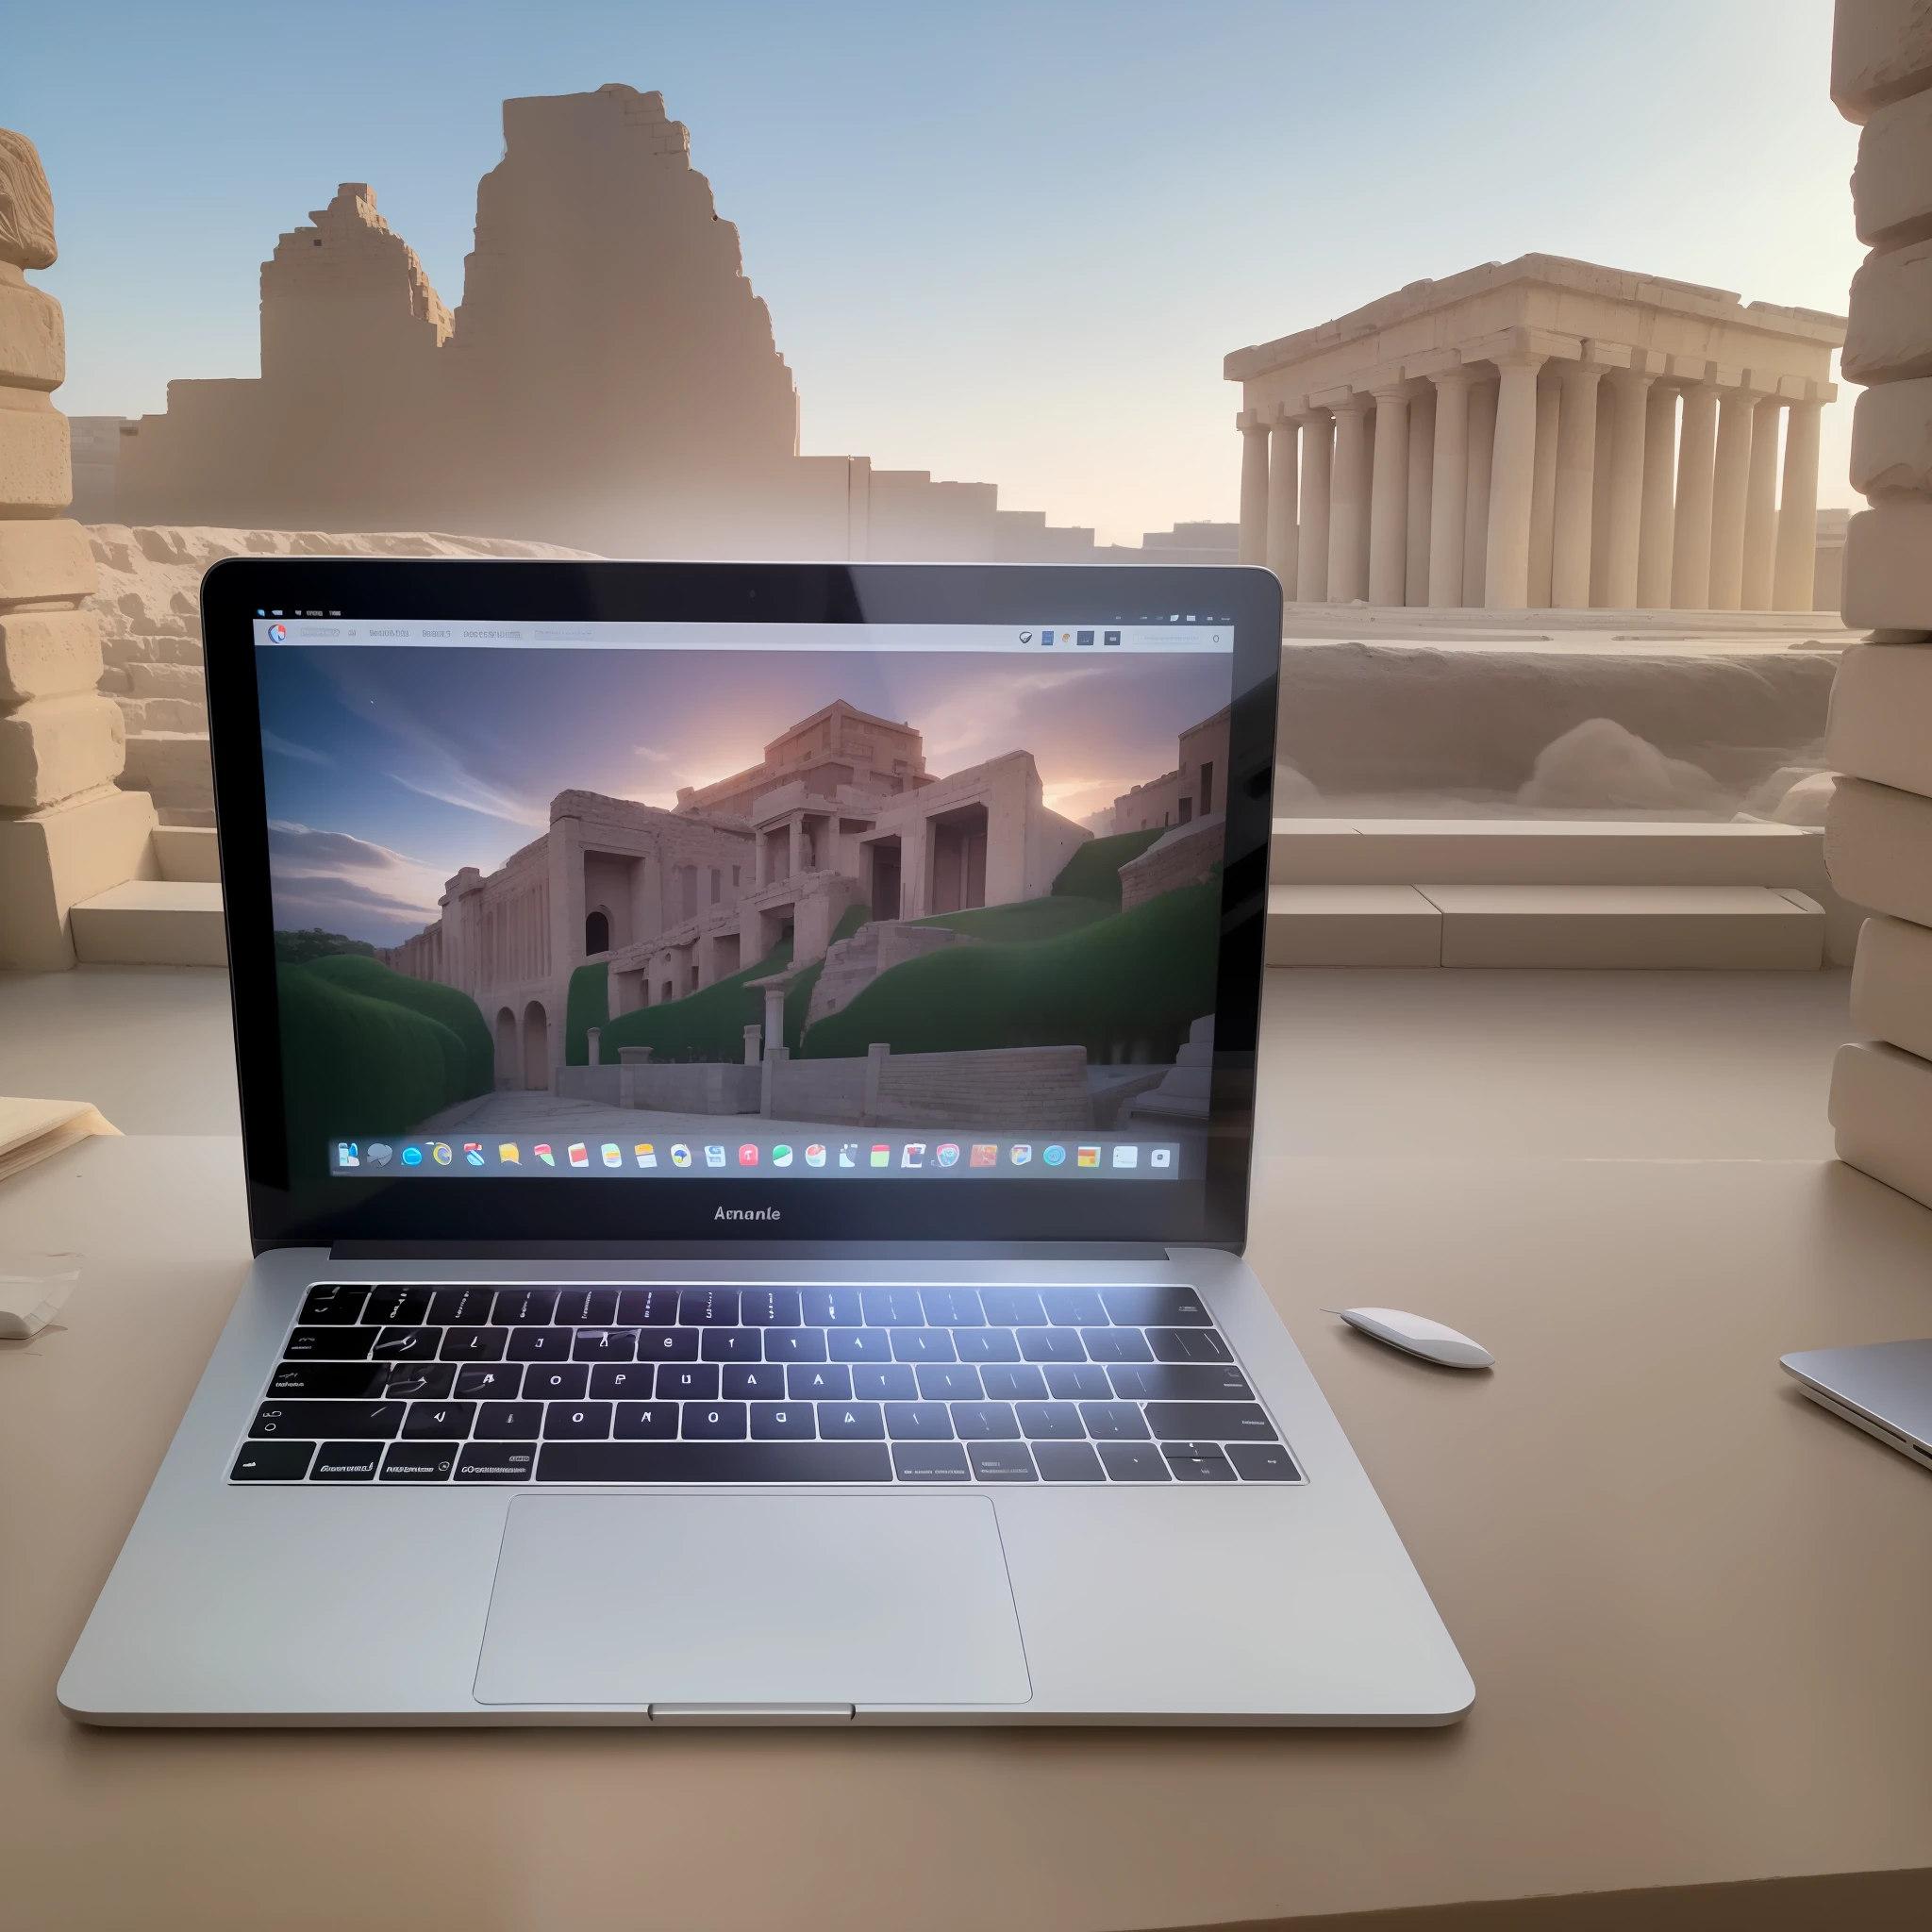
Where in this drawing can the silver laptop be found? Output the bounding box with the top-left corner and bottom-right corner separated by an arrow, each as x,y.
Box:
1783,1340 -> 1932,1472
59,558 -> 1472,1725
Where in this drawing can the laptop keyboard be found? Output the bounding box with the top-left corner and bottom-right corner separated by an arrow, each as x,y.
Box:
230,1284 -> 1304,1488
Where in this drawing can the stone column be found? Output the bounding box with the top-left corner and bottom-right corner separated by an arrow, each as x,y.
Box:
1426,371 -> 1471,608
1238,415 -> 1271,567
1405,385 -> 1435,606
1671,383 -> 1720,609
1602,370 -> 1653,608
1265,413 -> 1298,596
1637,385 -> 1678,607
1773,397 -> 1822,611
1707,386 -> 1757,611
0,129 -> 158,971
1326,396 -> 1371,603
1367,384 -> 1409,607
1740,395 -> 1784,610
1551,361 -> 1603,608
1297,408 -> 1333,603
1528,368 -> 1560,607
1485,352 -> 1546,610
1462,379 -> 1498,608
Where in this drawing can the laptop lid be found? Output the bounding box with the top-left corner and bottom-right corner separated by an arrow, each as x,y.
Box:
202,560 -> 1279,1254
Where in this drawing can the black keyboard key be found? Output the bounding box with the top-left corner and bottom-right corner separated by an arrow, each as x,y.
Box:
1144,1402 -> 1276,1441
371,1325 -> 441,1361
1078,1402 -> 1151,1441
455,1441 -> 535,1481
723,1364 -> 786,1400
979,1289 -> 1047,1328
682,1403 -> 749,1440
884,1402 -> 954,1440
1017,1402 -> 1087,1441
507,1325 -> 575,1361
364,1288 -> 433,1326
950,1401 -> 1021,1440
252,1399 -> 404,1440
1147,1326 -> 1233,1363
920,1289 -> 982,1326
749,1403 -> 816,1440
298,1286 -> 366,1325
1108,1363 -> 1254,1403
953,1327 -> 1021,1364
403,1401 -> 475,1438
555,1290 -> 619,1326
1162,1441 -> 1237,1481
268,1361 -> 388,1399
1033,1441 -> 1105,1483
453,1363 -> 519,1400
380,1441 -> 458,1481
1041,1289 -> 1108,1326
617,1288 -> 680,1326
894,1443 -> 970,1482
475,1402 -> 544,1438
701,1327 -> 762,1362
817,1402 -> 885,1440
891,1327 -> 956,1364
978,1364 -> 1048,1402
230,1440 -> 314,1481
916,1363 -> 983,1402
637,1326 -> 700,1361
384,1362 -> 457,1401
764,1327 -> 828,1365
967,1443 -> 1037,1482
524,1363 -> 590,1402
441,1326 -> 508,1362
1102,1286 -> 1212,1327
427,1287 -> 495,1326
311,1441 -> 383,1480
851,1364 -> 917,1401
537,1442 -> 891,1483
827,1327 -> 891,1363
1044,1363 -> 1115,1402
1081,1326 -> 1154,1363
659,1363 -> 719,1401
678,1289 -> 738,1326
574,1327 -> 637,1362
614,1402 -> 678,1438
800,1288 -> 862,1326
1228,1442 -> 1303,1483
788,1363 -> 852,1401
1019,1328 -> 1087,1363
544,1402 -> 611,1440
1098,1442 -> 1171,1482
740,1289 -> 801,1327
283,1326 -> 379,1360
860,1289 -> 924,1326
491,1288 -> 557,1325
589,1364 -> 652,1400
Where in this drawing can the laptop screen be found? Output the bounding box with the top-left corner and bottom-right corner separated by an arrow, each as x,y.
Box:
250,610 -> 1241,1205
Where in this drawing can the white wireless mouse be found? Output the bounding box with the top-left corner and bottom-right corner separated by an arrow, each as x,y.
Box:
1333,1307 -> 1494,1370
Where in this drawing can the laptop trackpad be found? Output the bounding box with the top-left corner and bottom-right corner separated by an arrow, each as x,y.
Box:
474,1492 -> 1031,1708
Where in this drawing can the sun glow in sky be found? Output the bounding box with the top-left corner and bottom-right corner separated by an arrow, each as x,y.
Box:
5,1 -> 1862,547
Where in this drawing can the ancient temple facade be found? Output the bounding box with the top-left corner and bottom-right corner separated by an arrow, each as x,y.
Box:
1226,256 -> 1844,613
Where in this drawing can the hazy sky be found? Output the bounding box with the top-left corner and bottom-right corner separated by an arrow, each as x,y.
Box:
258,644 -> 1229,942
7,0 -> 1862,546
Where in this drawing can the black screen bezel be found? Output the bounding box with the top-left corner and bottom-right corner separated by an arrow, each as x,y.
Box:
203,558 -> 1279,1254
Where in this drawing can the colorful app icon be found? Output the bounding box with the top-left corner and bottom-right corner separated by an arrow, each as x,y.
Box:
969,1143 -> 998,1167
901,1143 -> 925,1168
635,1143 -> 657,1168
706,1145 -> 726,1167
935,1143 -> 960,1168
1150,1147 -> 1172,1169
840,1144 -> 858,1167
431,1142 -> 453,1166
568,1143 -> 590,1168
670,1143 -> 691,1169
534,1142 -> 555,1167
366,1142 -> 392,1167
1111,1145 -> 1140,1168
336,1142 -> 359,1168
402,1145 -> 424,1167
497,1142 -> 520,1164
805,1144 -> 826,1167
463,1142 -> 485,1167
1041,1144 -> 1066,1167
266,622 -> 286,643
601,1142 -> 622,1168
870,1144 -> 890,1168
1076,1145 -> 1101,1168
1009,1143 -> 1032,1167
739,1144 -> 759,1167
772,1144 -> 793,1167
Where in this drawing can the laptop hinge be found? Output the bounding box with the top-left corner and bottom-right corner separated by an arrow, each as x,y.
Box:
326,1239 -> 1176,1262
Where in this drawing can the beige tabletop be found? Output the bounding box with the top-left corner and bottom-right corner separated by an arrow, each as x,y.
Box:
5,1126 -> 1932,1931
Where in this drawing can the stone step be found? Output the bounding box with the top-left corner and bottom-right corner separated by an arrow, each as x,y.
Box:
1267,884 -> 1824,970
153,824 -> 221,882
70,880 -> 225,966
